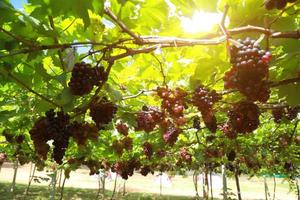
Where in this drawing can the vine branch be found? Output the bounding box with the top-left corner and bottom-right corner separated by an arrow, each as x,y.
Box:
0,70 -> 61,107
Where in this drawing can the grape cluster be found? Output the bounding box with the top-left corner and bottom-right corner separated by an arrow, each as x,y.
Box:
84,160 -> 102,175
180,148 -> 192,165
221,123 -> 238,139
29,109 -> 70,164
227,150 -> 236,162
111,158 -> 141,180
0,153 -> 7,166
228,101 -> 260,134
136,106 -> 164,132
116,122 -> 129,136
204,148 -> 224,159
68,122 -> 99,146
163,126 -> 181,146
224,38 -> 272,102
1,130 -> 25,144
112,136 -> 133,156
68,62 -> 107,96
90,98 -> 117,129
264,0 -> 297,10
192,85 -> 221,133
143,142 -> 153,160
157,87 -> 188,126
272,106 -> 299,123
140,165 -> 153,176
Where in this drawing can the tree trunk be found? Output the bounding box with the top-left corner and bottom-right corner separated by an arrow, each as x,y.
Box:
222,165 -> 227,200
25,163 -> 36,195
49,170 -> 57,200
234,167 -> 242,200
10,159 -> 18,194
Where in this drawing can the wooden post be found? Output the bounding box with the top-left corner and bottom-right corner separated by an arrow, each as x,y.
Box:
10,159 -> 18,194
49,170 -> 57,200
25,163 -> 36,195
222,165 -> 227,200
234,167 -> 242,200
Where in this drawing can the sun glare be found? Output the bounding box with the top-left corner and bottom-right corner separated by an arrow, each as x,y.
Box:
181,11 -> 229,33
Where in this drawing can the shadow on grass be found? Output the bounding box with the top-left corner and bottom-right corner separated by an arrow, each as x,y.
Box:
0,182 -> 201,200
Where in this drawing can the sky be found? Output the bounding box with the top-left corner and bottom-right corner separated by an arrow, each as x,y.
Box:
10,0 -> 28,9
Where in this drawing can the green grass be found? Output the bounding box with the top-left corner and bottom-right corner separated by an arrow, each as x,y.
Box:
0,182 -> 197,200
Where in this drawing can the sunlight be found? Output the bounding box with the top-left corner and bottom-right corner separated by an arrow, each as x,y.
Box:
181,11 -> 229,33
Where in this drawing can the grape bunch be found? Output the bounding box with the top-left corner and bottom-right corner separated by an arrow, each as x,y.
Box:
1,130 -> 25,144
143,142 -> 153,160
68,62 -> 107,96
226,150 -> 236,162
136,106 -> 164,132
29,109 -> 71,164
192,85 -> 221,133
112,140 -> 124,156
272,106 -> 299,123
111,158 -> 141,180
112,136 -> 133,156
68,122 -> 99,146
116,122 -> 129,136
89,97 -> 118,129
227,101 -> 260,134
0,153 -> 7,166
221,122 -> 238,139
140,165 -> 154,176
264,0 -> 297,10
157,87 -> 188,126
180,148 -> 192,165
163,126 -> 181,146
224,38 -> 272,102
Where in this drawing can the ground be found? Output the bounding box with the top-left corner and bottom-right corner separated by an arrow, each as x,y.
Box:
0,162 -> 297,200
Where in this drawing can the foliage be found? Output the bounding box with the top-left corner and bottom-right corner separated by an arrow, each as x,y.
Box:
0,0 -> 299,196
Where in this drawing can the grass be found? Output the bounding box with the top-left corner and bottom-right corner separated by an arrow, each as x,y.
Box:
0,181 -> 197,200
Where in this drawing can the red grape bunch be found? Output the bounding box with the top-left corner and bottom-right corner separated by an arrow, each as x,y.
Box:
224,38 -> 272,102
143,142 -> 153,160
264,0 -> 297,10
0,153 -> 7,166
227,101 -> 260,134
89,97 -> 118,129
111,158 -> 140,180
67,122 -> 99,146
163,125 -> 181,146
136,106 -> 164,132
179,148 -> 192,165
157,87 -> 188,126
140,165 -> 154,176
29,109 -> 71,164
272,106 -> 300,123
116,121 -> 129,136
68,62 -> 107,96
192,85 -> 221,133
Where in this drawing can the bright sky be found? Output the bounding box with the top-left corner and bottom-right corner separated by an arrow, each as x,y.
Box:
10,0 -> 27,9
